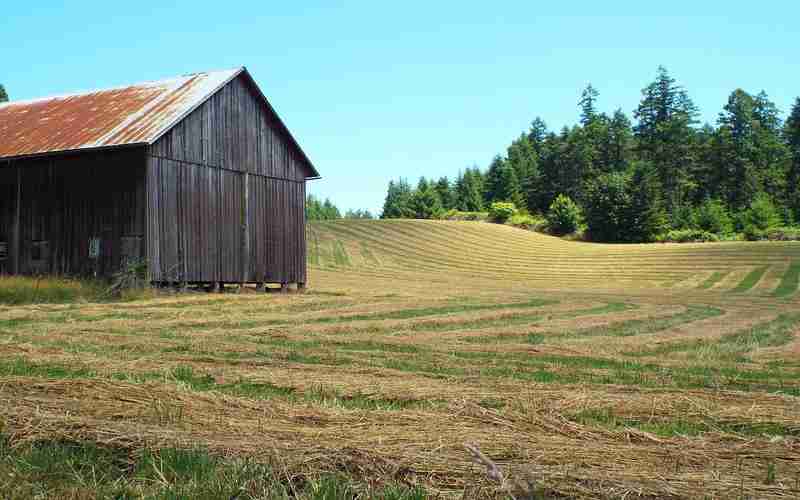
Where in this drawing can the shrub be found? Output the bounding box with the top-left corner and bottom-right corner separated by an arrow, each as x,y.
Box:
693,199 -> 733,235
440,209 -> 489,221
742,193 -> 781,239
507,213 -> 547,231
657,229 -> 720,243
546,194 -> 582,235
488,202 -> 517,223
765,226 -> 800,241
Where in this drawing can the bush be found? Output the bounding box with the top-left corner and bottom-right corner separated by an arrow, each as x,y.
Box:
742,193 -> 781,239
764,226 -> 800,241
657,229 -> 720,243
440,209 -> 488,221
546,194 -> 582,236
693,199 -> 733,235
507,213 -> 547,231
488,202 -> 517,223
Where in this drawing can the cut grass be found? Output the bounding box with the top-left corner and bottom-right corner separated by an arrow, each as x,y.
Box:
773,261 -> 800,297
569,407 -> 799,438
0,435 -> 428,500
730,265 -> 769,293
698,271 -> 729,290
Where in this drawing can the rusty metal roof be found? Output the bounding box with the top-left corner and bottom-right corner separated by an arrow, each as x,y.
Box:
0,68 -> 319,178
0,68 -> 241,159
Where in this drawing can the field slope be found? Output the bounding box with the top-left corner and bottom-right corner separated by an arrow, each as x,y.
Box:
1,219 -> 799,499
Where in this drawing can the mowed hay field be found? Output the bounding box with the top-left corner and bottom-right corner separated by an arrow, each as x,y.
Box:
2,220 -> 800,499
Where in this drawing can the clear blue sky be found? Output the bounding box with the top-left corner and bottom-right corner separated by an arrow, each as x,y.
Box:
3,1 -> 798,214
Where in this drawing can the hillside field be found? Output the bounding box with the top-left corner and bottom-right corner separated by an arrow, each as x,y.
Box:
2,219 -> 800,499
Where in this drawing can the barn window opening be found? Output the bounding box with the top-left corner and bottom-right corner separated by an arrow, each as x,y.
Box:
88,237 -> 101,259
0,242 -> 7,261
121,235 -> 143,265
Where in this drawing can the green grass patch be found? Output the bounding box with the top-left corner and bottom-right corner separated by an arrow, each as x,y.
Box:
774,261 -> 800,297
310,297 -> 555,324
0,434 -> 428,499
730,266 -> 769,293
0,275 -> 107,305
569,407 -> 799,438
698,271 -> 729,290
331,240 -> 351,266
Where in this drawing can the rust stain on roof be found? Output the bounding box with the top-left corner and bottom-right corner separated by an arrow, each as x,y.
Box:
0,69 -> 241,159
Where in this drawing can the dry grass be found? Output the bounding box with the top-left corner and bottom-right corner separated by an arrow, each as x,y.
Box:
1,220 -> 799,498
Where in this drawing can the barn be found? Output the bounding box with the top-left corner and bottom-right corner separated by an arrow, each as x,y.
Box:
0,67 -> 319,290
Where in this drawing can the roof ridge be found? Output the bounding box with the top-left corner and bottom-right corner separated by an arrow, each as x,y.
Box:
0,67 -> 243,109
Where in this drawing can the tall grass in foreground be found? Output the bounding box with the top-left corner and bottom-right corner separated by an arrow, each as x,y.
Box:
0,275 -> 105,305
0,275 -> 152,305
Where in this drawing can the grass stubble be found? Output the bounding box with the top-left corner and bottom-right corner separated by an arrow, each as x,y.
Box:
1,220 -> 800,499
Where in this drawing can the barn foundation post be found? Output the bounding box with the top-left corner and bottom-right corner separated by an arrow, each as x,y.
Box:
279,283 -> 289,294
297,282 -> 307,292
217,281 -> 225,293
255,282 -> 264,292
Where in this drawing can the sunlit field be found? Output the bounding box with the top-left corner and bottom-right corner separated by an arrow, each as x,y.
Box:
1,220 -> 799,498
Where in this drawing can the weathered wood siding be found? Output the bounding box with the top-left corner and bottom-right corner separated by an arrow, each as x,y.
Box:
0,149 -> 146,276
147,74 -> 309,284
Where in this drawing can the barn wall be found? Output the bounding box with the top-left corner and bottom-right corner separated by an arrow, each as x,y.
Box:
147,75 -> 308,284
0,149 -> 146,277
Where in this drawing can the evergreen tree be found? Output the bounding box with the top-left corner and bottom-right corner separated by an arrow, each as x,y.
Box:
484,156 -> 524,208
785,98 -> 800,221
716,89 -> 759,209
634,66 -> 699,211
528,117 -> 548,154
607,109 -> 633,171
410,177 -> 443,219
381,179 -> 414,218
578,83 -> 599,125
626,162 -> 667,242
506,134 -> 540,211
0,84 -> 7,103
455,169 -> 484,212
434,176 -> 455,210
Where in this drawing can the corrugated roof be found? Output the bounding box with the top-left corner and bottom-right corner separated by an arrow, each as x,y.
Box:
0,68 -> 240,159
0,68 -> 319,178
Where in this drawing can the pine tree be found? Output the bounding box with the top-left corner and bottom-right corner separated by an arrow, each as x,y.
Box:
607,109 -> 633,171
716,89 -> 760,209
634,66 -> 699,211
381,179 -> 414,218
506,134 -> 540,211
484,156 -> 524,208
410,177 -> 443,219
434,176 -> 454,210
578,83 -> 599,126
626,162 -> 667,242
455,169 -> 484,212
786,98 -> 800,221
0,84 -> 7,103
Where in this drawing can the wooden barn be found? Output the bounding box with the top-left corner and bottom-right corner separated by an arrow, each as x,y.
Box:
0,67 -> 319,290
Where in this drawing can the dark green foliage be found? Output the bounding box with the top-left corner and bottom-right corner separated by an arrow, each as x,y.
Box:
583,172 -> 631,242
410,177 -> 444,219
381,178 -> 415,218
546,194 -> 582,235
434,176 -> 455,210
693,198 -> 733,234
306,195 -> 342,220
627,162 -> 668,242
742,192 -> 781,240
484,155 -> 525,208
378,67 -> 800,243
454,168 -> 484,211
344,208 -> 374,219
0,84 -> 7,103
658,229 -> 720,243
634,66 -> 699,210
488,201 -> 517,223
786,98 -> 800,221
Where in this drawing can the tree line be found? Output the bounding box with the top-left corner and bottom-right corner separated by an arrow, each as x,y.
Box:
381,67 -> 800,242
305,194 -> 374,221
